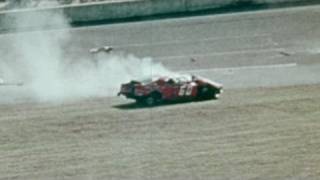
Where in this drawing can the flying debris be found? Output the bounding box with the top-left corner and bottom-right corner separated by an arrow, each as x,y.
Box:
279,51 -> 291,56
89,46 -> 113,54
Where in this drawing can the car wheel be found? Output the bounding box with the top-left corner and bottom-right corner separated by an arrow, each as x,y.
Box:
198,86 -> 216,100
145,96 -> 156,106
144,92 -> 162,106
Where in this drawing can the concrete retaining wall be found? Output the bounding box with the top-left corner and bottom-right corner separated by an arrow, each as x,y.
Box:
64,0 -> 187,22
0,0 -> 318,31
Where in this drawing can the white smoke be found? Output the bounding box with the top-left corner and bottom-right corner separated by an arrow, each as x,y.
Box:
25,52 -> 173,102
0,9 -> 175,103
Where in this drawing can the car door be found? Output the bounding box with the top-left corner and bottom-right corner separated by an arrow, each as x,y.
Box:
176,82 -> 197,99
157,79 -> 180,100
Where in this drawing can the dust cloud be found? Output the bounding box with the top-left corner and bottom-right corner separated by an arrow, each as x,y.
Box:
0,9 -> 174,103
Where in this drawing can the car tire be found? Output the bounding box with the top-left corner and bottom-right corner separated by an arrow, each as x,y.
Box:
144,96 -> 156,106
198,85 -> 217,100
144,92 -> 162,106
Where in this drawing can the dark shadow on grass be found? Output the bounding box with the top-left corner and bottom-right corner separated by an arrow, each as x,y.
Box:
113,98 -> 216,110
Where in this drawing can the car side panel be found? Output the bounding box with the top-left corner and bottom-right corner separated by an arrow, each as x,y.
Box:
174,82 -> 198,99
159,85 -> 180,100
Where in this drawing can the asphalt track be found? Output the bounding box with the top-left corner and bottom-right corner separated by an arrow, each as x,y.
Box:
0,5 -> 320,180
67,5 -> 320,88
1,5 -> 320,90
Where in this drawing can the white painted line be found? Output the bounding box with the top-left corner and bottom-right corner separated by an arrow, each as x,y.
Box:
0,30 -> 271,51
180,63 -> 297,73
157,48 -> 285,60
112,34 -> 270,48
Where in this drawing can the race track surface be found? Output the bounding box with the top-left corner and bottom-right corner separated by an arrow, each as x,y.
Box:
1,5 -> 320,179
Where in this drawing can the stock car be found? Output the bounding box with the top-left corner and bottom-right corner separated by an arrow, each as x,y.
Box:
118,74 -> 223,106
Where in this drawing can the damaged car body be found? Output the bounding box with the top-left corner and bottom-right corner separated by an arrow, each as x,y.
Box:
118,74 -> 223,106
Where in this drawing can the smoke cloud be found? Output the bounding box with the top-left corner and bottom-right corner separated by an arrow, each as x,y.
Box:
0,9 -> 174,103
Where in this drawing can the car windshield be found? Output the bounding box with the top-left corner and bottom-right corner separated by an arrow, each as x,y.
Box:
135,74 -> 192,84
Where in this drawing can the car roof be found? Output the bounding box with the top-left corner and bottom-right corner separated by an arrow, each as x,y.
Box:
135,74 -> 193,84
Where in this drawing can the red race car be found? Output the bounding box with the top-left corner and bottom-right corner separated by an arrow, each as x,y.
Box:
118,74 -> 223,106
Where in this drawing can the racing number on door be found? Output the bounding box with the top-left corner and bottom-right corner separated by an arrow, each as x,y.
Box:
178,84 -> 193,96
